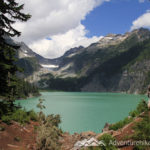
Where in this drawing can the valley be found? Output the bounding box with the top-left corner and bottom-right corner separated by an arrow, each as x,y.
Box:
14,28 -> 150,94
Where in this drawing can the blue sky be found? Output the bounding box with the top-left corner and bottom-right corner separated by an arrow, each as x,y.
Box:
82,0 -> 150,37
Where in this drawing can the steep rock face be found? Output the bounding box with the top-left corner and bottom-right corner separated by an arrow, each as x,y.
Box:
116,61 -> 150,94
3,36 -> 41,77
81,38 -> 150,93
17,42 -> 59,65
16,42 -> 84,79
81,60 -> 150,94
16,57 -> 41,77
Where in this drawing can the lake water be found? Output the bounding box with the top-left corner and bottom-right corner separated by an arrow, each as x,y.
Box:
15,92 -> 147,134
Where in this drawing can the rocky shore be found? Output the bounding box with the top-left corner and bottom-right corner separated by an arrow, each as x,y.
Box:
60,113 -> 146,150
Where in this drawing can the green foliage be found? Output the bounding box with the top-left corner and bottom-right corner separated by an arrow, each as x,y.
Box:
37,123 -> 61,150
27,110 -> 38,121
93,42 -> 144,77
0,0 -> 31,37
1,104 -> 38,125
15,79 -> 40,99
11,109 -> 30,124
36,113 -> 62,150
131,40 -> 150,63
37,99 -> 46,112
0,101 -> 13,117
39,73 -> 88,92
0,0 -> 31,105
109,100 -> 148,131
129,100 -> 148,118
109,117 -> 133,131
122,39 -> 150,93
98,134 -> 117,150
0,52 -> 40,100
1,115 -> 12,125
47,77 -> 81,91
36,99 -> 62,150
132,112 -> 150,150
0,44 -> 19,103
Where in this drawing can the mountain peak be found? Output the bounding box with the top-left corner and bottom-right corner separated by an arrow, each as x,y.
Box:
132,27 -> 150,33
63,46 -> 84,57
125,28 -> 150,37
129,28 -> 150,41
97,28 -> 150,49
97,33 -> 126,48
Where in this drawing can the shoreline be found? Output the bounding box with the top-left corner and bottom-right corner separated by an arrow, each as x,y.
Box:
39,90 -> 147,96
15,93 -> 41,101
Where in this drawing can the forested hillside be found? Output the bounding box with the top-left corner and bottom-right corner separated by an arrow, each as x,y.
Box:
37,28 -> 150,94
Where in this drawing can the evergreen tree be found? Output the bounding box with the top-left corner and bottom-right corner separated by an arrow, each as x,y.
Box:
0,0 -> 31,105
0,0 -> 31,37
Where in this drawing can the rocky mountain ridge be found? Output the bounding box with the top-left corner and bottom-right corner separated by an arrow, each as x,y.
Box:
35,28 -> 150,94
5,28 -> 150,94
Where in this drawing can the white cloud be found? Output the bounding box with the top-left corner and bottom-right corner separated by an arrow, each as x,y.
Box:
139,0 -> 145,3
30,24 -> 103,58
14,0 -> 109,58
131,10 -> 150,30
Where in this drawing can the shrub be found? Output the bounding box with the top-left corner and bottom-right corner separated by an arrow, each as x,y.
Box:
1,108 -> 38,125
129,110 -> 138,118
36,114 -> 62,150
129,100 -> 148,118
11,109 -> 30,124
0,101 -> 14,118
109,117 -> 133,131
132,111 -> 150,150
98,134 -> 117,150
36,99 -> 62,150
45,114 -> 61,127
27,110 -> 38,121
109,100 -> 148,131
1,115 -> 12,125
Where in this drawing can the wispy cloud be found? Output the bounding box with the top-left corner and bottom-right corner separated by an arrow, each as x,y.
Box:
139,0 -> 145,3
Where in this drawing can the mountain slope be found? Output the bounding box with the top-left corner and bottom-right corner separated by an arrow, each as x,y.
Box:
55,28 -> 150,78
17,42 -> 59,65
38,28 -> 150,93
5,28 -> 150,94
81,38 -> 150,93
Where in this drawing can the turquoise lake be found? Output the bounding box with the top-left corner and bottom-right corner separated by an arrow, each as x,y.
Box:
15,92 -> 147,134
